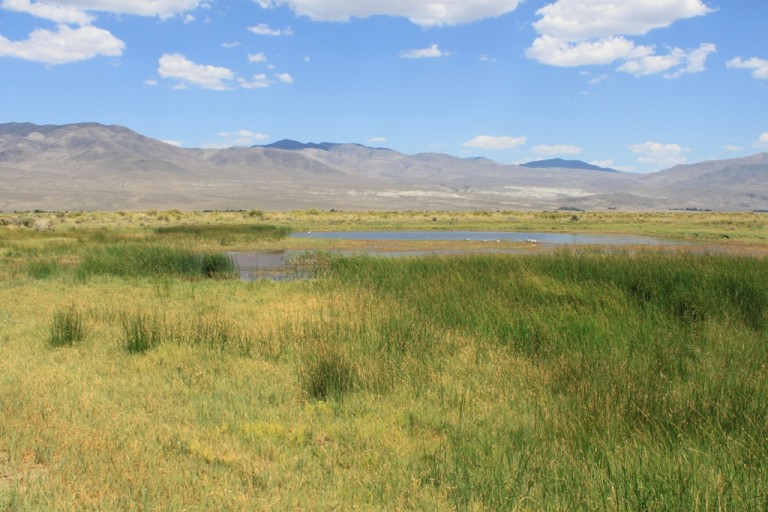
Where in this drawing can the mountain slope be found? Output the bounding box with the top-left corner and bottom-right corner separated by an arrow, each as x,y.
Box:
1,122 -> 766,212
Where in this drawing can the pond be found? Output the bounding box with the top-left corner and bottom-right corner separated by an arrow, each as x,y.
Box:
231,230 -> 681,281
291,230 -> 675,246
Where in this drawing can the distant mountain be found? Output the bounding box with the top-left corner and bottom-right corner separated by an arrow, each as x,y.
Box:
260,139 -> 344,151
521,158 -> 617,173
1,122 -> 767,212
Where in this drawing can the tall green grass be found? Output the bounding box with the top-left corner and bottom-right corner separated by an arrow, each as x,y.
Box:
78,244 -> 235,279
310,252 -> 768,509
154,223 -> 290,244
48,305 -> 85,347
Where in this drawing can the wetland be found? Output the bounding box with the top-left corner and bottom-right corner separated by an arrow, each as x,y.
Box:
0,209 -> 766,510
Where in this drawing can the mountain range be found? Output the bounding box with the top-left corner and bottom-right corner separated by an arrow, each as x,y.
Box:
1,122 -> 766,212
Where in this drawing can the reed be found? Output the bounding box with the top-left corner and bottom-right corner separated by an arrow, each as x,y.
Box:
48,304 -> 85,347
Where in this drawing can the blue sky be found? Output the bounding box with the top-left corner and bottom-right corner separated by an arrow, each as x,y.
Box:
1,0 -> 766,172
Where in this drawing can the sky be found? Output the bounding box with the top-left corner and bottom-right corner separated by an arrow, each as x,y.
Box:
1,0 -> 767,173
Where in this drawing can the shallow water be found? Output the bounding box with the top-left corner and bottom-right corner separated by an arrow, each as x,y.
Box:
233,230 -> 681,281
291,230 -> 675,245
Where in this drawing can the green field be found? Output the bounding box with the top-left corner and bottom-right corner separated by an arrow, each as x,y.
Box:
1,210 -> 766,510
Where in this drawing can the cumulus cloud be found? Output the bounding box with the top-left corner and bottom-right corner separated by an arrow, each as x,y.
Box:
400,44 -> 450,59
238,73 -> 270,89
1,0 -> 93,24
0,24 -> 124,64
629,141 -> 689,167
275,72 -> 293,83
217,129 -> 269,146
0,0 -> 203,64
532,0 -> 713,41
368,137 -> 387,143
527,34 -> 635,66
531,144 -> 582,156
722,145 -> 744,152
158,53 -> 235,90
256,0 -> 522,27
248,52 -> 267,63
248,23 -> 293,36
1,0 -> 202,20
526,0 -> 715,78
727,56 -> 768,80
464,135 -> 527,150
756,133 -> 768,148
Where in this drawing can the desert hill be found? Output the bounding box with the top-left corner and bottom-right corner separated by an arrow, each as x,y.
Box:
1,122 -> 766,211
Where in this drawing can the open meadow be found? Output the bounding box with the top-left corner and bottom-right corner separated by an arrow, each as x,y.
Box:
1,210 -> 767,510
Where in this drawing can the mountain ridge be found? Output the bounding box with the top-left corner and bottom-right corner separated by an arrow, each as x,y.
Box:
521,158 -> 618,173
1,122 -> 766,212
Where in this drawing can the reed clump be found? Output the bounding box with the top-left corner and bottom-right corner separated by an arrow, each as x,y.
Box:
78,244 -> 235,279
48,304 -> 85,347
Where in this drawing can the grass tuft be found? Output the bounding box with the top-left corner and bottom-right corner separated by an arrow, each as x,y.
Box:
121,310 -> 164,353
48,304 -> 85,347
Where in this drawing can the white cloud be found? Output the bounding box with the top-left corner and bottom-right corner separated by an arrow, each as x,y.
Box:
162,139 -> 183,147
526,0 -> 715,78
727,57 -> 768,80
256,0 -> 522,27
1,0 -> 203,20
0,24 -> 124,64
464,135 -> 527,150
532,0 -> 713,41
531,144 -> 582,156
144,78 -> 158,86
400,44 -> 450,59
588,73 -> 608,84
722,145 -> 744,152
756,133 -> 768,148
238,73 -> 269,89
248,23 -> 293,36
664,42 -> 716,78
527,34 -> 634,66
590,159 -> 636,172
158,53 -> 234,90
222,41 -> 241,48
183,13 -> 195,23
368,137 -> 387,143
629,141 -> 689,167
616,42 -> 716,78
217,129 -> 269,146
248,52 -> 267,63
275,72 -> 293,83
1,0 -> 93,24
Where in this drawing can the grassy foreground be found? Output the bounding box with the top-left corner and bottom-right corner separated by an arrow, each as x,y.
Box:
1,211 -> 767,510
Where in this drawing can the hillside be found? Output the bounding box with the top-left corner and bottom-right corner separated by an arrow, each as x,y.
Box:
1,122 -> 766,211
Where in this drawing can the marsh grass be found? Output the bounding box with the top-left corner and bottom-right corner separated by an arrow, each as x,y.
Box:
48,305 -> 85,347
121,310 -> 164,353
78,244 -> 235,279
322,252 -> 768,508
154,223 -> 290,245
27,258 -> 61,279
2,213 -> 768,510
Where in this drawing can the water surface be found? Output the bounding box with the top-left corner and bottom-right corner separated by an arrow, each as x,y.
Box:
234,230 -> 680,281
291,230 -> 675,246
